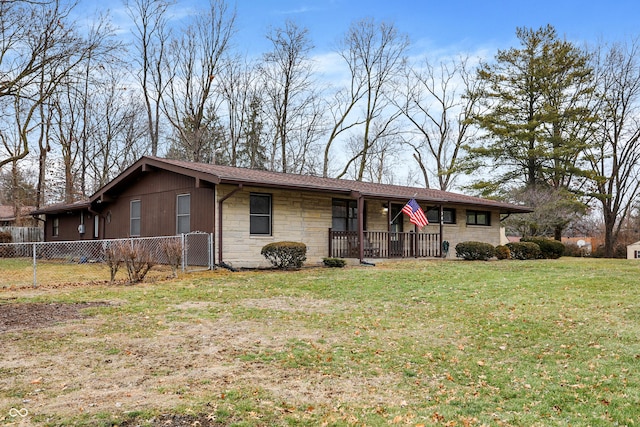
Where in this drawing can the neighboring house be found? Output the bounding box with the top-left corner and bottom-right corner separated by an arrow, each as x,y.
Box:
31,156 -> 531,268
627,241 -> 640,259
0,205 -> 37,227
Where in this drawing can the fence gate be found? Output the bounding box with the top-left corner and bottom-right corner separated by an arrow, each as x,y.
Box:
182,232 -> 213,271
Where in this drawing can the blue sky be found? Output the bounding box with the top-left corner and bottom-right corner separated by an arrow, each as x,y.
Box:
90,0 -> 640,58
228,0 -> 640,55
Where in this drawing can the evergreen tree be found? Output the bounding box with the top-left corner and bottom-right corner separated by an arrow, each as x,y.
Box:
468,25 -> 595,238
469,25 -> 595,192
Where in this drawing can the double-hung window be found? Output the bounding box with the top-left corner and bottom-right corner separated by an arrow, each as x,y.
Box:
130,200 -> 141,236
250,193 -> 272,235
52,218 -> 59,237
176,194 -> 191,234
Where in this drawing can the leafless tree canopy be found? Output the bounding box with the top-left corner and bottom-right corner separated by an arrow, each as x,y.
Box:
1,5 -> 640,255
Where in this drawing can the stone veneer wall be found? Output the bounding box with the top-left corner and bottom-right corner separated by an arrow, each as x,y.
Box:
216,186 -> 502,268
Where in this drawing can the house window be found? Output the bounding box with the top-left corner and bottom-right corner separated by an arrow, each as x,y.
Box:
635,250 -> 640,259
332,199 -> 360,231
426,207 -> 456,224
250,193 -> 272,235
52,217 -> 59,237
130,200 -> 141,236
176,194 -> 191,234
94,215 -> 99,238
466,210 -> 491,226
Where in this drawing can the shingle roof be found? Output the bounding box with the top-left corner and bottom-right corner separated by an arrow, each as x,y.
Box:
30,200 -> 90,215
144,157 -> 531,214
32,156 -> 532,214
0,205 -> 37,220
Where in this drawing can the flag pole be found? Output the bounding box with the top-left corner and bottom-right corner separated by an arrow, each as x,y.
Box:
389,194 -> 418,224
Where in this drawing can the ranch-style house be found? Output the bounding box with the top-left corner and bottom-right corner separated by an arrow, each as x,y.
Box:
32,156 -> 531,268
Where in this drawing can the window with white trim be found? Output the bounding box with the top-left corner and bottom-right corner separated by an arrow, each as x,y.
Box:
176,194 -> 191,234
130,200 -> 141,236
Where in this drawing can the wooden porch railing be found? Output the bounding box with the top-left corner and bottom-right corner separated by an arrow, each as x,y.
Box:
328,229 -> 441,259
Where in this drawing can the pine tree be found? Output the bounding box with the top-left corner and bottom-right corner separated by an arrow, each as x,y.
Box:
469,25 -> 595,193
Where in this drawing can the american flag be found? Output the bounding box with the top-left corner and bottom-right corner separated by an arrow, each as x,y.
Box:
401,198 -> 429,229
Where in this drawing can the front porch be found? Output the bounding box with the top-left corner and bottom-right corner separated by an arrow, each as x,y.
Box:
328,229 -> 441,259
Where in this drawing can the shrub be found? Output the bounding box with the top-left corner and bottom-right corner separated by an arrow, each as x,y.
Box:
104,240 -> 155,284
0,231 -> 15,258
495,245 -> 511,260
521,237 -> 565,259
104,241 -> 125,283
261,241 -> 307,269
160,239 -> 183,278
322,257 -> 346,268
506,242 -> 541,260
0,231 -> 12,243
455,241 -> 496,261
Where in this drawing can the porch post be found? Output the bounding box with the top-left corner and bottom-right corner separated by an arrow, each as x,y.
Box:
357,194 -> 364,262
387,200 -> 391,258
439,204 -> 445,257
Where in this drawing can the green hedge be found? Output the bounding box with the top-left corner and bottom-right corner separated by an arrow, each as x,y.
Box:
455,241 -> 496,261
322,257 -> 347,268
520,237 -> 565,259
261,241 -> 307,269
506,242 -> 541,260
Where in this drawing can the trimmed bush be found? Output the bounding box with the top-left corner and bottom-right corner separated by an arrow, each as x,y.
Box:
261,241 -> 307,269
520,237 -> 565,259
495,245 -> 511,260
506,242 -> 541,260
322,257 -> 347,268
455,241 -> 496,261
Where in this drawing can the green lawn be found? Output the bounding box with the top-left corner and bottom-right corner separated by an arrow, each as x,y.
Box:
1,258 -> 639,426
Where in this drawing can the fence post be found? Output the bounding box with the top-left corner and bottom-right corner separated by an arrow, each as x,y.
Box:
181,234 -> 186,272
209,233 -> 214,270
32,242 -> 37,288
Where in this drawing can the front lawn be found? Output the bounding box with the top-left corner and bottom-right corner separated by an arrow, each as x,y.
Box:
1,258 -> 638,426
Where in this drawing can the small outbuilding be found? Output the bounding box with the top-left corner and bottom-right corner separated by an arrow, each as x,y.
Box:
627,241 -> 640,259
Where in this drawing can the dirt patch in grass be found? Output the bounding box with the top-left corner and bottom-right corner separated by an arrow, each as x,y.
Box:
0,301 -> 109,333
0,294 -> 406,425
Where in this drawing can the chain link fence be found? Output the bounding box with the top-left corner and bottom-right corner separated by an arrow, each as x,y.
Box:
0,233 -> 213,288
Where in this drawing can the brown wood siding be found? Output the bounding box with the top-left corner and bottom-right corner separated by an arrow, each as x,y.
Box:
101,169 -> 214,239
45,210 -> 97,241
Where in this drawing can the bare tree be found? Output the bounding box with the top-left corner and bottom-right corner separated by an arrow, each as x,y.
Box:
398,55 -> 481,190
216,55 -> 258,166
0,1 -> 100,175
584,39 -> 640,257
259,19 -> 322,173
126,0 -> 172,157
85,69 -> 148,191
332,18 -> 409,181
162,0 -> 235,163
